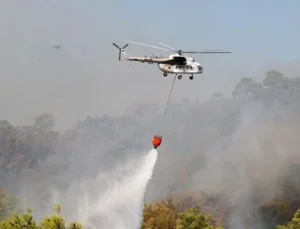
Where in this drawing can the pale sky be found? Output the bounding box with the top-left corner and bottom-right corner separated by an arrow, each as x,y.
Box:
0,0 -> 299,129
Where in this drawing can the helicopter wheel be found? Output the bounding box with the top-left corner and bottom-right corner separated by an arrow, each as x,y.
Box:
178,75 -> 182,80
163,72 -> 168,77
189,75 -> 193,80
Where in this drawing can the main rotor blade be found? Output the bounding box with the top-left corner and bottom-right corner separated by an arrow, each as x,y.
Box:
182,51 -> 231,54
124,40 -> 170,52
158,42 -> 176,51
195,49 -> 225,52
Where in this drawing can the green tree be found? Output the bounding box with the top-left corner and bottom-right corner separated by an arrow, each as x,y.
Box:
68,222 -> 83,229
258,197 -> 291,229
262,70 -> 285,88
258,165 -> 300,228
0,121 -> 17,175
0,208 -> 38,229
32,113 -> 55,132
0,204 -> 83,229
161,194 -> 201,215
232,77 -> 262,96
142,202 -> 176,229
40,204 -> 83,229
175,207 -> 223,229
39,204 -> 66,229
0,114 -> 58,188
0,187 -> 17,220
277,208 -> 300,229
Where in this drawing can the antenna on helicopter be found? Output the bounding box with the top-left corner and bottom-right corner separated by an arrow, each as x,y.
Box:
112,43 -> 128,60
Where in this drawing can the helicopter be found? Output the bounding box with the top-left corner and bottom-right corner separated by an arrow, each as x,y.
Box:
52,44 -> 61,50
113,40 -> 231,80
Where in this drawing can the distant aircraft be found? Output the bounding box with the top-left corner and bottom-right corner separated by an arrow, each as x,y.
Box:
52,44 -> 61,50
113,40 -> 231,80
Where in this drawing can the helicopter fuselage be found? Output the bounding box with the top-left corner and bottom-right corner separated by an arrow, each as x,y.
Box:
158,54 -> 203,75
158,62 -> 203,74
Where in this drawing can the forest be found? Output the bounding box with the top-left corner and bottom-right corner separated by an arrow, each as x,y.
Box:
1,69 -> 300,228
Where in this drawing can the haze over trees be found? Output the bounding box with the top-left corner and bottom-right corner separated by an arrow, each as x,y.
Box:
1,69 -> 300,228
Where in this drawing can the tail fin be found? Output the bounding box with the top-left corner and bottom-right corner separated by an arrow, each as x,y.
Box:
112,43 -> 129,61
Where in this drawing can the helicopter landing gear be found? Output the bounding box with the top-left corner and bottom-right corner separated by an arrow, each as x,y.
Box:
189,75 -> 193,80
163,72 -> 168,77
178,75 -> 182,80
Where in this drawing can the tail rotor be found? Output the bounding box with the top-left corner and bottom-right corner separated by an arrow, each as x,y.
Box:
113,43 -> 128,60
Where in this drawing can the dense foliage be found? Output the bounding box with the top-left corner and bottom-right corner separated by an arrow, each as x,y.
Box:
1,69 -> 300,228
0,200 -> 83,228
0,191 -> 299,228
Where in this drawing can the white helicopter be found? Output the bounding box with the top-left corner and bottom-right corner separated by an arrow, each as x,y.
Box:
113,40 -> 231,80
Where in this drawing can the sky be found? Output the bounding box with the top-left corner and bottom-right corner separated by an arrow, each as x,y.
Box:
0,0 -> 299,129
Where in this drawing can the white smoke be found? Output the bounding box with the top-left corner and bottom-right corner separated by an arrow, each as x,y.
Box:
48,148 -> 158,229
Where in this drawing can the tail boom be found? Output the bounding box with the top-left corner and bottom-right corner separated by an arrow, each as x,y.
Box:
112,43 -> 129,61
